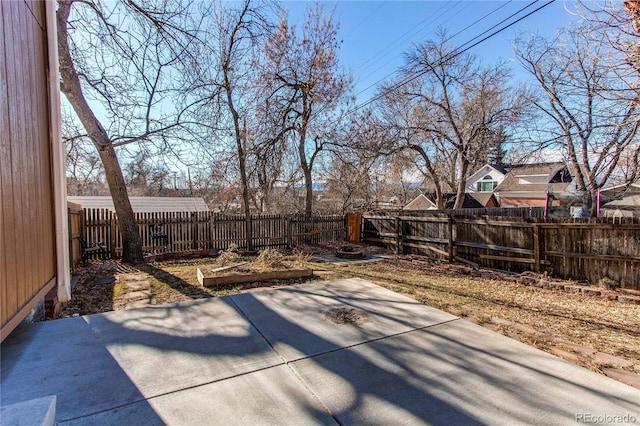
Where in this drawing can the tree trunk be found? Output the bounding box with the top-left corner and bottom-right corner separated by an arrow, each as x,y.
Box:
224,83 -> 253,250
238,152 -> 253,250
303,166 -> 313,218
57,0 -> 143,263
453,158 -> 470,209
98,147 -> 143,263
409,144 -> 444,209
298,120 -> 313,218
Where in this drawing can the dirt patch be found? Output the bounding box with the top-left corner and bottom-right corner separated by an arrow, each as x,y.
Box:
324,307 -> 369,325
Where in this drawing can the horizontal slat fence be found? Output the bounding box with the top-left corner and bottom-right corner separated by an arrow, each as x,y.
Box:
81,209 -> 346,259
363,214 -> 640,290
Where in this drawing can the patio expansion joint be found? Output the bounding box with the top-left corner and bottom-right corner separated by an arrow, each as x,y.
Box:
227,296 -> 344,425
227,293 -> 462,426
286,317 -> 463,364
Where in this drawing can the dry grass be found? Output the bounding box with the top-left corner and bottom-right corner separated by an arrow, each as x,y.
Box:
320,257 -> 640,370
254,248 -> 287,269
215,244 -> 241,266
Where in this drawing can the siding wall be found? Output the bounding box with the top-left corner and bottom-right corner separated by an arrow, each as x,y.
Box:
1,1 -> 57,341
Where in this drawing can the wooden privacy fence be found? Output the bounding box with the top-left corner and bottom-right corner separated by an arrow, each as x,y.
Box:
80,209 -> 346,259
371,207 -> 554,218
363,214 -> 640,290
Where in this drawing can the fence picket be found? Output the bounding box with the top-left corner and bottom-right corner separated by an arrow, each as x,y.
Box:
362,213 -> 639,290
80,209 -> 345,260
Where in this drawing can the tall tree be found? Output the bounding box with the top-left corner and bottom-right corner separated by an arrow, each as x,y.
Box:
189,0 -> 275,248
400,34 -> 526,208
371,81 -> 449,209
264,4 -> 351,217
516,23 -> 640,215
57,0 -> 201,262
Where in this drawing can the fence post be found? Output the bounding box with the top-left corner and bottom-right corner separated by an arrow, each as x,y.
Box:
533,223 -> 541,273
286,216 -> 292,248
395,216 -> 401,255
191,212 -> 197,250
109,212 -> 117,259
447,214 -> 454,263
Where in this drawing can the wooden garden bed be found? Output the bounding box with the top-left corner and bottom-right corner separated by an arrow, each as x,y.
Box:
197,267 -> 313,287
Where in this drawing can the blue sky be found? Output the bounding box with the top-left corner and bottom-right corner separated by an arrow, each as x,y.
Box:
284,1 -> 583,102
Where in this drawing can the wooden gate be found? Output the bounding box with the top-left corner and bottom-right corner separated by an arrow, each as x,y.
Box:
346,213 -> 362,243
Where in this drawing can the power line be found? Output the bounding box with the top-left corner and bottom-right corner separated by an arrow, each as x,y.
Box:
342,0 -> 556,120
353,1 -> 462,77
353,0 -> 519,102
341,1 -> 388,40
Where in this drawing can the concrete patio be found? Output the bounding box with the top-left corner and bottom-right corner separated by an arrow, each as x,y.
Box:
1,278 -> 639,425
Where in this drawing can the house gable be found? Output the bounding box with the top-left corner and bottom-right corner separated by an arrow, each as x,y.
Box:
404,194 -> 437,210
466,164 -> 509,193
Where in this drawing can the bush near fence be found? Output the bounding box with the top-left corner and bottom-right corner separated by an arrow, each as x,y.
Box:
76,209 -> 346,261
362,213 -> 640,290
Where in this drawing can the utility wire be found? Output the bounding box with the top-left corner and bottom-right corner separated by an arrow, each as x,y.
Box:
354,1 -> 461,76
343,0 -> 556,120
354,0 -> 518,101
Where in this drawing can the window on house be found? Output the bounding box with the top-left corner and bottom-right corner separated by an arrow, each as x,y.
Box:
476,175 -> 497,192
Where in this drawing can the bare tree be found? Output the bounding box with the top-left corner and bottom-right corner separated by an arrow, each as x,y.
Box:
370,82 -> 448,209
264,3 -> 352,217
516,23 -> 640,215
57,0 -> 202,262
188,0 -> 276,248
575,0 -> 640,77
399,34 -> 526,208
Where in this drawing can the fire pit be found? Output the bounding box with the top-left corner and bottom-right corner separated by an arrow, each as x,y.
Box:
335,246 -> 365,259
324,307 -> 369,325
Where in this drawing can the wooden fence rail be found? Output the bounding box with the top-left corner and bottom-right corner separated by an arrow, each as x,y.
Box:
363,214 -> 640,290
75,207 -> 639,290
80,209 -> 346,259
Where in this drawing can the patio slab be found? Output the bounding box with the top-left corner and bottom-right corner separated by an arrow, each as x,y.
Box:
232,278 -> 457,362
59,365 -> 335,425
84,298 -> 283,397
2,278 -> 639,425
1,316 -> 158,422
1,297 -> 281,422
290,320 -> 640,425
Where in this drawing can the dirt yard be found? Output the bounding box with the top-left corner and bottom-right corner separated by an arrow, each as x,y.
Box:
62,242 -> 640,389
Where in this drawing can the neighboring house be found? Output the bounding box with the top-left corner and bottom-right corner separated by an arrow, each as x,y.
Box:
466,164 -> 510,193
600,183 -> 640,217
404,193 -> 485,210
404,194 -> 437,210
469,192 -> 500,208
494,162 -> 577,208
600,182 -> 640,200
439,193 -> 485,209
601,195 -> 640,217
1,2 -> 70,342
67,196 -> 210,213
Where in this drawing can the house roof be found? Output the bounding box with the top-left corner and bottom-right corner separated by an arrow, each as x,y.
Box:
600,182 -> 640,197
495,162 -> 572,194
467,164 -> 511,182
404,194 -> 436,210
442,193 -> 485,209
602,194 -> 640,209
423,193 -> 485,209
67,196 -> 209,213
469,192 -> 498,207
